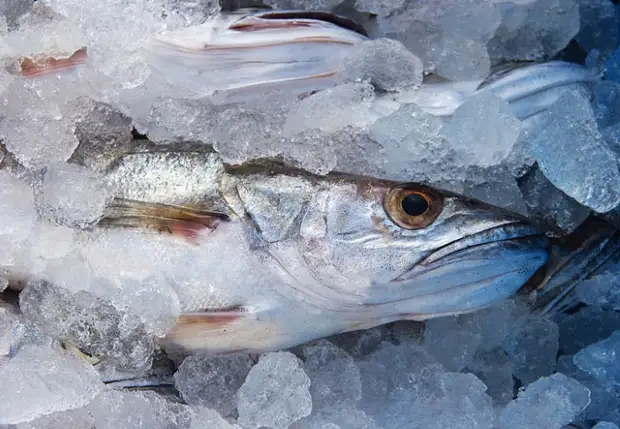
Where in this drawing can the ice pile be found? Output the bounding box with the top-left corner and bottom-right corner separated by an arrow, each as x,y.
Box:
0,0 -> 619,428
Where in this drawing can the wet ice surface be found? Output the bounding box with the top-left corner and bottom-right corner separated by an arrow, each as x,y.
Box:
0,0 -> 619,428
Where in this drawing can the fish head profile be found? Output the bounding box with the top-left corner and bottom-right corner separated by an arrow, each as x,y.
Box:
223,169 -> 550,322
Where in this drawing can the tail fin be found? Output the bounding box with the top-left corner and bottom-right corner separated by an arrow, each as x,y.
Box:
526,217 -> 620,315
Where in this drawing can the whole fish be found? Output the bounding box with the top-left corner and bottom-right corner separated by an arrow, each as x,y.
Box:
7,9 -> 600,121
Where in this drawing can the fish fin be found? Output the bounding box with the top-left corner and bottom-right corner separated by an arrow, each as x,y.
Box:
7,47 -> 88,77
159,305 -> 284,354
528,217 -> 620,316
98,198 -> 230,242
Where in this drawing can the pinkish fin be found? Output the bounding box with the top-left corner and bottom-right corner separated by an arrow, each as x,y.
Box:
9,47 -> 88,78
97,198 -> 229,243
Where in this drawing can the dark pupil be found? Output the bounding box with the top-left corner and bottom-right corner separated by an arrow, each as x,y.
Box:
401,194 -> 429,217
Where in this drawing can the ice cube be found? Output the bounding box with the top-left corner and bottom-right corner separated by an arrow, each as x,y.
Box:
190,408 -> 241,429
88,390 -> 192,429
70,99 -> 135,171
283,83 -> 375,137
292,407 -> 382,429
0,171 -> 36,253
19,279 -> 155,372
464,165 -> 528,216
422,313 -> 484,372
298,339 -> 361,408
466,347 -> 515,407
503,316 -> 559,385
518,164 -> 591,233
373,372 -> 495,429
0,0 -> 32,29
445,90 -> 521,168
607,47 -> 620,84
575,274 -> 620,310
574,0 -> 619,58
327,326 -> 385,359
591,81 -> 620,130
174,353 -> 256,417
40,162 -> 114,229
0,304 -> 18,356
0,344 -> 104,425
593,423 -> 620,429
14,407 -> 97,429
498,373 -> 591,429
527,89 -> 620,213
573,330 -> 620,389
487,0 -> 580,63
354,0 -> 404,18
236,351 -> 312,429
342,38 -> 423,92
28,223 -> 75,262
555,306 -> 620,355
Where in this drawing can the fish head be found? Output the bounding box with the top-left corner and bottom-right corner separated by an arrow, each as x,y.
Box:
226,171 -> 550,320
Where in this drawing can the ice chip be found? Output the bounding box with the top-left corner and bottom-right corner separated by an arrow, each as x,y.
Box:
556,306 -> 620,355
503,316 -> 559,385
575,0 -> 619,58
593,423 -> 620,429
499,373 -> 590,429
41,162 -> 113,228
464,165 -> 528,216
466,347 -> 515,407
19,279 -> 155,372
293,407 -> 382,429
575,273 -> 620,310
190,408 -> 241,429
174,353 -> 256,417
354,0 -> 404,16
0,305 -> 18,356
88,390 -> 192,429
446,90 -> 521,167
327,326 -> 385,358
0,344 -> 104,425
422,313 -> 484,372
592,81 -> 620,130
14,407 -> 97,429
607,47 -> 620,84
0,171 -> 36,244
283,83 -> 375,137
573,330 -> 620,389
298,339 -> 362,408
518,165 -> 591,233
528,89 -> 620,213
237,351 -> 312,429
343,38 -> 423,92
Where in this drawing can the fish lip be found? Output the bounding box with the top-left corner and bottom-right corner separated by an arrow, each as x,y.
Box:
415,221 -> 548,269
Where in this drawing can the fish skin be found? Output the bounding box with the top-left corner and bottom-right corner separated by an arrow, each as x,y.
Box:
91,146 -> 550,354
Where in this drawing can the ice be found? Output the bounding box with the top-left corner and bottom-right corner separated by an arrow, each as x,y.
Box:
487,0 -> 580,63
14,407 -> 97,429
445,90 -> 521,167
174,353 -> 256,417
0,304 -> 18,356
0,344 -> 104,425
40,162 -> 114,229
19,279 -> 155,372
518,165 -> 591,233
354,0 -> 403,16
575,273 -> 620,310
327,326 -> 386,359
88,390 -> 192,429
503,316 -> 559,385
190,408 -> 242,429
466,347 -> 514,407
236,351 -> 312,429
0,171 -> 36,264
464,165 -> 528,216
555,354 -> 620,422
283,83 -> 375,137
297,339 -> 362,408
592,81 -> 620,129
372,372 -> 496,429
593,423 -> 620,429
342,38 -> 424,92
422,313 -> 484,372
573,330 -> 620,389
373,1 -> 499,80
555,306 -> 620,355
0,0 -> 32,29
607,47 -> 620,83
527,89 -> 620,213
498,373 -> 591,429
574,0 -> 619,58
292,407 -> 382,429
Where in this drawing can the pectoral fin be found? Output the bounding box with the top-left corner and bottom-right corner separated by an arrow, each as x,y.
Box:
97,198 -> 230,242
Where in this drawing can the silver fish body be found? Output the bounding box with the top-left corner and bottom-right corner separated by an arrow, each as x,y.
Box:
84,144 -> 550,354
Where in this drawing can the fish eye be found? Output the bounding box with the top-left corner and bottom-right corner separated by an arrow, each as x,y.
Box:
384,186 -> 443,230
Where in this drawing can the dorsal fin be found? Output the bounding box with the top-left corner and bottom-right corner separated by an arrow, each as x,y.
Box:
250,10 -> 369,37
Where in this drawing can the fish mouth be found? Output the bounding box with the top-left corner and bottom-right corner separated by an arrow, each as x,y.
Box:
388,222 -> 550,314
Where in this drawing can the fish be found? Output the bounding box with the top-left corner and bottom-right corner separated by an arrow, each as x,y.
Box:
6,9 -> 601,121
2,142 -> 550,355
